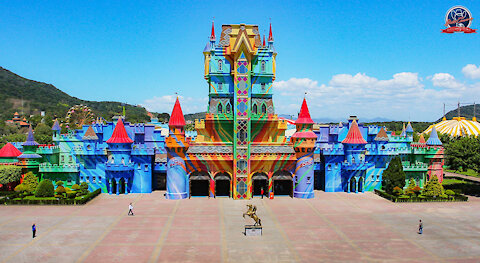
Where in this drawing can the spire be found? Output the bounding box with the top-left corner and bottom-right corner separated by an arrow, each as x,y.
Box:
106,119 -> 133,143
268,23 -> 274,42
23,126 -> 39,146
210,21 -> 215,41
0,142 -> 22,157
426,126 -> 442,146
418,134 -> 426,144
374,127 -> 389,142
82,125 -> 99,141
295,98 -> 314,124
52,119 -> 61,131
406,122 -> 414,133
169,97 -> 186,127
263,35 -> 266,47
342,120 -> 367,144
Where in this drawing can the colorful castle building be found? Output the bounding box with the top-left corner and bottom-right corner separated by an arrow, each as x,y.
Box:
4,22 -> 444,199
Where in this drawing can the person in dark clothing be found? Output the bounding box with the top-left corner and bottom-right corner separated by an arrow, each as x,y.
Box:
32,223 -> 36,238
418,220 -> 423,234
128,203 -> 134,216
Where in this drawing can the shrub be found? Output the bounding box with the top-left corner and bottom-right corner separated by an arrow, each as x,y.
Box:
14,184 -> 26,192
54,194 -> 64,198
67,192 -> 76,199
55,181 -> 64,186
423,176 -> 444,197
382,157 -> 406,194
22,172 -> 39,193
79,182 -> 89,195
445,190 -> 455,196
71,184 -> 80,190
35,179 -> 55,197
412,186 -> 422,195
0,165 -> 22,185
55,185 -> 66,195
393,186 -> 403,196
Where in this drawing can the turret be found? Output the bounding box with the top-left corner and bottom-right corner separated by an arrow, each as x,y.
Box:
291,98 -> 316,199
165,97 -> 189,199
405,122 -> 414,140
0,142 -> 22,164
400,123 -> 406,137
52,119 -> 61,141
341,120 -> 367,193
374,127 -> 389,152
17,126 -> 42,175
426,126 -> 444,182
105,119 -> 134,194
82,125 -> 99,152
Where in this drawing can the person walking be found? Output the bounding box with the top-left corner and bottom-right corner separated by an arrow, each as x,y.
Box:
260,187 -> 264,199
32,223 -> 36,238
128,203 -> 134,216
418,220 -> 423,234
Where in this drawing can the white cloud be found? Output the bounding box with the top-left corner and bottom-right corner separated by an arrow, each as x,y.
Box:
142,95 -> 207,114
430,73 -> 465,90
462,64 -> 480,79
273,71 -> 476,121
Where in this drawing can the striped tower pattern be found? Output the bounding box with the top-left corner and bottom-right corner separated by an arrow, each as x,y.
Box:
291,98 -> 316,198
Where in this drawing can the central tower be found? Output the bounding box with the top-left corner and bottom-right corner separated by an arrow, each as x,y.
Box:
203,23 -> 277,198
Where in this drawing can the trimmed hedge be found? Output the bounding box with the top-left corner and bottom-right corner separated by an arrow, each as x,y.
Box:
3,189 -> 101,205
374,189 -> 468,202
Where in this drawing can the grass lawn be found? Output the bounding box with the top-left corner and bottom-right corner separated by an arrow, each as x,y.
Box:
443,178 -> 469,185
445,169 -> 480,177
23,196 -> 57,200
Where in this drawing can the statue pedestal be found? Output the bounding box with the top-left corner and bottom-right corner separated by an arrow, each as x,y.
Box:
245,225 -> 262,236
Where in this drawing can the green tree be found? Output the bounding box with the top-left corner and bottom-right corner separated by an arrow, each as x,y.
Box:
405,178 -> 417,196
35,179 -> 54,197
423,175 -> 444,197
0,165 -> 22,185
55,181 -> 64,187
381,157 -> 406,194
22,172 -> 39,193
34,123 -> 53,144
445,136 -> 480,172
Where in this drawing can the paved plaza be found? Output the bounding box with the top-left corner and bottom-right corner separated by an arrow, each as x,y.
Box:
1,192 -> 480,263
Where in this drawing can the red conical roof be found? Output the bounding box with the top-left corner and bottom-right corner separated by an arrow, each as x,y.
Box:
268,23 -> 273,42
418,134 -> 426,144
295,98 -> 314,124
342,120 -> 367,144
0,142 -> 22,158
210,21 -> 215,41
106,119 -> 133,143
263,35 -> 266,46
169,97 -> 186,127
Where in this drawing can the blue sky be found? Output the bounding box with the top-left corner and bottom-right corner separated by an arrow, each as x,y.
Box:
1,0 -> 479,121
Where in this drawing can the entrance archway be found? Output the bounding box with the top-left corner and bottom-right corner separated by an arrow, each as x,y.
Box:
252,172 -> 268,196
272,170 -> 293,196
119,178 -> 126,194
215,172 -> 231,197
358,177 -> 364,193
190,171 -> 210,197
111,179 -> 117,194
350,177 -> 357,193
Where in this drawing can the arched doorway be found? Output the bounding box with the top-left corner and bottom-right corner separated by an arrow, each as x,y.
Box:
252,172 -> 268,197
215,172 -> 231,197
358,177 -> 364,193
119,178 -> 126,194
190,171 -> 210,197
350,177 -> 357,193
111,179 -> 117,194
272,171 -> 293,196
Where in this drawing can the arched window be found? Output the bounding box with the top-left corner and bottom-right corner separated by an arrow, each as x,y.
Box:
218,60 -> 223,71
226,102 -> 231,114
252,104 -> 258,114
261,103 -> 267,114
218,83 -> 223,91
261,61 -> 266,72
261,83 -> 266,91
121,157 -> 125,164
217,103 -> 223,114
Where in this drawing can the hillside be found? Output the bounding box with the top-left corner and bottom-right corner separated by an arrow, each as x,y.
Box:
0,67 -> 151,123
442,104 -> 480,121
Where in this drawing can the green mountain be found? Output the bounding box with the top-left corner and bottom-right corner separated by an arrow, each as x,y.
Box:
0,66 -> 151,123
442,104 -> 480,121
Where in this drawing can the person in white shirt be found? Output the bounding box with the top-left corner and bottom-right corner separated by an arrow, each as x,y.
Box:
128,203 -> 134,216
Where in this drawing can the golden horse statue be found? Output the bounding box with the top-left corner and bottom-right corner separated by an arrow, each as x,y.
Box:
243,204 -> 261,226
